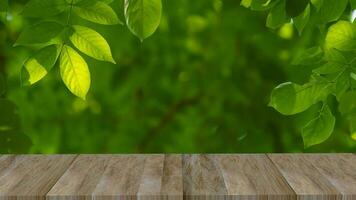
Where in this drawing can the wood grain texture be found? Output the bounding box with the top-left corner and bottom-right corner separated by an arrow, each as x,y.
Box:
0,155 -> 76,200
268,154 -> 342,200
48,154 -> 183,200
302,154 -> 356,200
183,154 -> 295,200
0,154 -> 355,200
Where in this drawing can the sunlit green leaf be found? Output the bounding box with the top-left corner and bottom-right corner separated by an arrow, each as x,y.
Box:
60,45 -> 91,100
15,21 -> 65,46
73,0 -> 122,25
69,25 -> 115,63
302,104 -> 335,148
325,21 -> 356,52
125,0 -> 162,41
293,3 -> 310,35
21,45 -> 61,86
266,0 -> 287,29
269,82 -> 331,115
292,46 -> 323,65
317,0 -> 348,24
22,0 -> 68,17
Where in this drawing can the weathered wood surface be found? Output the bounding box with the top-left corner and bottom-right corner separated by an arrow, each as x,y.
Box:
0,154 -> 355,200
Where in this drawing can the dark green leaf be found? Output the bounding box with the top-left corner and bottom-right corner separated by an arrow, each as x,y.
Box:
22,0 -> 68,17
15,21 -> 65,46
286,0 -> 309,17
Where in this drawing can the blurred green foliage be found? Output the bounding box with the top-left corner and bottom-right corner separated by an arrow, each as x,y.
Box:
1,0 -> 356,153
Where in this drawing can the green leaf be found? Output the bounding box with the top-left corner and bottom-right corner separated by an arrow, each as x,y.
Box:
334,70 -> 351,100
339,91 -> 356,115
313,49 -> 347,74
269,82 -> 331,115
325,21 -> 356,52
60,45 -> 91,99
302,104 -> 335,148
311,0 -> 323,11
241,0 -> 279,11
292,46 -> 323,66
69,25 -> 115,63
73,1 -> 122,25
266,0 -> 287,29
15,21 -> 65,46
293,3 -> 310,35
124,0 -> 162,41
21,45 -> 61,86
317,0 -> 348,24
286,0 -> 309,17
314,62 -> 344,75
22,0 -> 68,17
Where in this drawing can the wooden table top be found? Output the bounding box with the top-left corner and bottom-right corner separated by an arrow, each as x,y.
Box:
0,154 -> 355,200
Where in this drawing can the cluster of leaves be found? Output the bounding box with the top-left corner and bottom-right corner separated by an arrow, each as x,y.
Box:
12,0 -> 162,99
241,0 -> 356,147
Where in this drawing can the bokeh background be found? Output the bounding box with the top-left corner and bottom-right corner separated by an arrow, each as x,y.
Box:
1,0 -> 356,153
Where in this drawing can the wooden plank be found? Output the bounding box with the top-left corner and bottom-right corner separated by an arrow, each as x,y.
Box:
0,155 -> 76,200
183,154 -> 295,200
302,154 -> 356,200
268,154 -> 342,200
49,154 -> 183,200
47,155 -> 112,200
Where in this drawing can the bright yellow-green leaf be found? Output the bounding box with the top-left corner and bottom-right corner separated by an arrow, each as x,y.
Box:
69,25 -> 115,63
302,104 -> 335,148
73,1 -> 122,25
60,45 -> 91,99
124,0 -> 162,41
325,21 -> 356,52
21,45 -> 61,85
